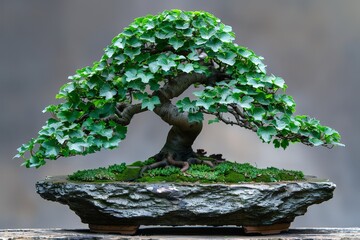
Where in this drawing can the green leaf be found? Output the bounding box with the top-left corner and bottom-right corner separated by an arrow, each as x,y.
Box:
187,51 -> 200,61
195,38 -> 207,45
57,111 -> 81,122
29,156 -> 41,168
273,77 -> 285,89
309,138 -> 324,146
280,139 -> 289,149
188,112 -> 204,123
114,54 -> 126,65
89,103 -> 115,119
145,20 -> 155,30
176,97 -> 197,112
169,37 -> 184,50
149,79 -> 160,91
289,123 -> 300,133
239,96 -> 254,109
206,38 -> 222,52
42,140 -> 60,157
157,56 -> 176,71
141,96 -> 161,111
100,84 -> 116,100
250,56 -> 263,65
55,134 -> 69,144
67,141 -> 89,152
122,28 -> 134,37
148,61 -> 160,73
133,92 -> 148,100
257,126 -> 277,143
114,38 -> 125,49
42,105 -> 57,113
196,98 -> 215,110
124,47 -> 141,59
93,61 -> 107,72
178,63 -> 194,73
103,135 -> 122,149
60,82 -> 75,94
155,28 -> 176,39
216,51 -> 237,66
247,78 -> 265,88
273,139 -> 281,148
252,107 -> 266,121
200,27 -> 216,39
217,32 -> 234,43
104,47 -> 115,58
124,68 -> 138,81
282,95 -> 295,107
175,20 -> 190,29
222,25 -> 232,32
182,28 -> 193,37
274,118 -> 287,130
140,32 -> 155,43
126,36 -> 142,48
138,72 -> 154,83
238,48 -> 252,58
100,128 -> 113,139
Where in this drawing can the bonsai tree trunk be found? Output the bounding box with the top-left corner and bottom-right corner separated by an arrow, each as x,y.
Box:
140,99 -> 212,173
151,74 -> 208,162
157,123 -> 203,162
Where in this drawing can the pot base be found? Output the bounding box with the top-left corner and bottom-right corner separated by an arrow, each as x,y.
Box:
243,223 -> 291,235
89,224 -> 139,235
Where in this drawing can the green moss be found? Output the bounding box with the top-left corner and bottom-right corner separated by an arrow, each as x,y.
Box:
115,167 -> 141,181
129,158 -> 156,167
68,163 -> 126,182
129,161 -> 144,167
137,174 -> 193,183
68,158 -> 305,183
224,171 -> 246,183
146,166 -> 182,177
68,168 -> 116,182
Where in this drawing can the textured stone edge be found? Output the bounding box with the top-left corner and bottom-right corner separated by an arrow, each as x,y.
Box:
35,176 -> 336,226
1,228 -> 360,240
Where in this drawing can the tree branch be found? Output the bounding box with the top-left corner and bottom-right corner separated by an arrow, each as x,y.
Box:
115,103 -> 146,125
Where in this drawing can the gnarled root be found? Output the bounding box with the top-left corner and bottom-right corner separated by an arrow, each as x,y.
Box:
139,153 -> 215,177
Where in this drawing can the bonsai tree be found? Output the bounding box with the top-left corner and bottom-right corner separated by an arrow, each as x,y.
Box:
16,10 -> 343,171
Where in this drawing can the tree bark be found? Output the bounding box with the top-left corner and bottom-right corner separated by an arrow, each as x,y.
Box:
156,123 -> 203,162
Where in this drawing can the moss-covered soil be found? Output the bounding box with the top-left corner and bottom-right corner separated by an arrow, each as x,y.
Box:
68,157 -> 305,183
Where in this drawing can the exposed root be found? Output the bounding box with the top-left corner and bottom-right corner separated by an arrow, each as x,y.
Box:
166,154 -> 189,172
139,159 -> 167,176
187,157 -> 214,168
140,152 -> 220,176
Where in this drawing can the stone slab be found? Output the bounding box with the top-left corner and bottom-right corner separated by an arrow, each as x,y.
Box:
1,228 -> 360,239
36,176 -> 335,227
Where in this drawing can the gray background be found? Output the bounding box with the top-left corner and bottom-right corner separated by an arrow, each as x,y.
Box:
0,0 -> 359,228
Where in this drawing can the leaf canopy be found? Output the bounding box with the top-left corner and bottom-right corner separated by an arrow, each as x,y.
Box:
16,9 -> 343,168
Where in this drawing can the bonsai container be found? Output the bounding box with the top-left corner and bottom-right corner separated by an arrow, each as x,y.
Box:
36,176 -> 335,235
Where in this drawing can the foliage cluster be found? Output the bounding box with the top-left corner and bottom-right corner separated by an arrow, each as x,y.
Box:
16,9 -> 342,168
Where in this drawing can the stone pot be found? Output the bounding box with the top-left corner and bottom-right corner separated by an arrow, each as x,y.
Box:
36,176 -> 335,235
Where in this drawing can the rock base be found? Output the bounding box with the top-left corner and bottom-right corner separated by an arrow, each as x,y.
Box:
36,176 -> 335,235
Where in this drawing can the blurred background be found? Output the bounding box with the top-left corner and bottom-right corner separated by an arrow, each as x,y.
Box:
0,0 -> 359,229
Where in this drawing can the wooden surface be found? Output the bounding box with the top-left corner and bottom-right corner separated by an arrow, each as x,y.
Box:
1,227 -> 360,239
